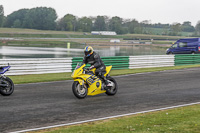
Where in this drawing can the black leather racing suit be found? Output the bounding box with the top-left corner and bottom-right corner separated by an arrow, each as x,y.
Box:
82,51 -> 107,81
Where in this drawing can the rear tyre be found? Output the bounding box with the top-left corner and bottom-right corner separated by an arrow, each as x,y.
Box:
105,76 -> 118,96
72,81 -> 87,99
0,77 -> 14,96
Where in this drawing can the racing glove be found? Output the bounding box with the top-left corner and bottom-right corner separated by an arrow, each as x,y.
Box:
89,65 -> 94,70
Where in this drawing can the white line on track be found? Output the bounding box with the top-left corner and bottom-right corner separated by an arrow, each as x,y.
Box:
10,101 -> 200,133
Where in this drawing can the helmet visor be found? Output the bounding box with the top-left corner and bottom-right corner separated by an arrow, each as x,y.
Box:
84,51 -> 91,56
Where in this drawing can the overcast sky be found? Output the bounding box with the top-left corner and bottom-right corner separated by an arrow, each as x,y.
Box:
1,0 -> 200,26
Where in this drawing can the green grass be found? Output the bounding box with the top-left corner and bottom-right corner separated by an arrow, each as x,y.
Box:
0,40 -> 82,47
111,64 -> 200,76
0,33 -> 69,38
152,40 -> 174,44
0,28 -> 84,35
9,64 -> 200,84
0,28 -> 193,40
31,104 -> 200,133
10,73 -> 72,84
145,27 -> 194,37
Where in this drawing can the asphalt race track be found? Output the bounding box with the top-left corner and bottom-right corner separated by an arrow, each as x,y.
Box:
1,68 -> 200,133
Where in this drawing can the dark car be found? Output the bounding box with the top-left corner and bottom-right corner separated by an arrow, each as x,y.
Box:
166,38 -> 200,54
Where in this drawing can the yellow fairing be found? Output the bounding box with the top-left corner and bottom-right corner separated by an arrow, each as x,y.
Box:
72,64 -> 112,96
90,65 -> 112,77
73,73 -> 105,96
86,66 -> 112,96
87,77 -> 106,96
104,66 -> 112,77
71,64 -> 85,79
74,79 -> 84,85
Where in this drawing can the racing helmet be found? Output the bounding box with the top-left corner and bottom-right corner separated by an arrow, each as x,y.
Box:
84,46 -> 93,57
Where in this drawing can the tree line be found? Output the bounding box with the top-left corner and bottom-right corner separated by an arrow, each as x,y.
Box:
1,5 -> 200,36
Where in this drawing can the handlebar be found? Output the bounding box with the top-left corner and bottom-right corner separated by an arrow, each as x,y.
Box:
83,67 -> 90,72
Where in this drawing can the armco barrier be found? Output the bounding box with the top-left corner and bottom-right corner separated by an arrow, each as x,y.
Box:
1,54 -> 200,75
0,58 -> 72,75
175,54 -> 200,66
129,55 -> 175,69
72,56 -> 129,70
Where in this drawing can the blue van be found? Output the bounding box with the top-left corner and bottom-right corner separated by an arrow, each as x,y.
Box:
166,38 -> 200,54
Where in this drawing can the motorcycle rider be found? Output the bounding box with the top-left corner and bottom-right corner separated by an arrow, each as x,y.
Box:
83,46 -> 112,87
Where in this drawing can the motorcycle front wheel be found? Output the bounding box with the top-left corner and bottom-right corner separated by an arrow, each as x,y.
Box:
72,81 -> 88,99
0,76 -> 14,96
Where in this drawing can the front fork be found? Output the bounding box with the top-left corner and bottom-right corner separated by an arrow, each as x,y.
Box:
0,75 -> 8,87
74,79 -> 85,89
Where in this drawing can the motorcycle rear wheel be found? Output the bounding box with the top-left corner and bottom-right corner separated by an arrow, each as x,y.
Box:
72,81 -> 88,99
105,76 -> 118,95
0,76 -> 14,96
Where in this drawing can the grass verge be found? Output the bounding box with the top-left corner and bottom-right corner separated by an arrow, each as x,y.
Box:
31,104 -> 200,133
0,28 -> 187,40
9,64 -> 200,84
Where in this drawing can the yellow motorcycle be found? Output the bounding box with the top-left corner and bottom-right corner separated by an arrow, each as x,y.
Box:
71,63 -> 118,99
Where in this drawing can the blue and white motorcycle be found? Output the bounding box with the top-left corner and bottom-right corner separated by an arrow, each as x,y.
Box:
0,64 -> 14,96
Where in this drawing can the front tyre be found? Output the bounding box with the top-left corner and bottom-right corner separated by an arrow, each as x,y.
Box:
105,76 -> 118,96
72,81 -> 87,99
0,76 -> 14,96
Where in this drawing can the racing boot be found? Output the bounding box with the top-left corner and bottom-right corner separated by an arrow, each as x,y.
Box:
104,78 -> 112,87
106,80 -> 112,87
